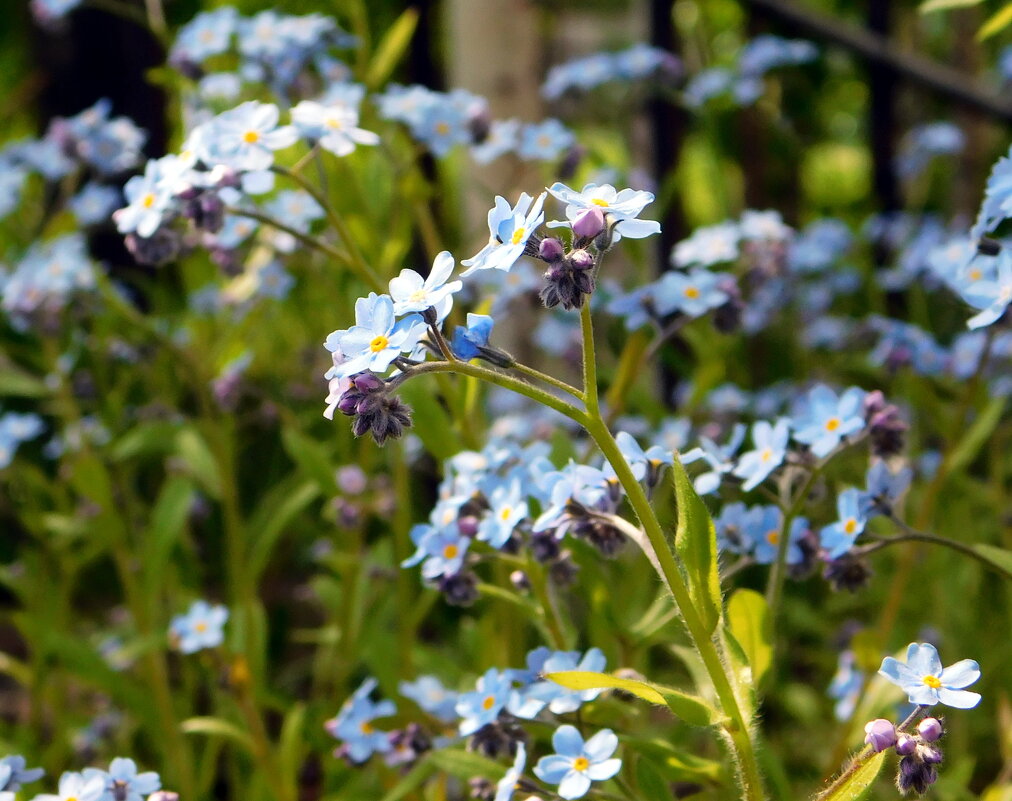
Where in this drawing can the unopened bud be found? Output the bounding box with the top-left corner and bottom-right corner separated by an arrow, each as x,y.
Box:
538,237 -> 565,262
895,734 -> 917,755
864,719 -> 897,752
572,206 -> 606,239
569,249 -> 594,270
917,717 -> 942,742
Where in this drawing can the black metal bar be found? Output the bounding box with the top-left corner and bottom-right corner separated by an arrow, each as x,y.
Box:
744,0 -> 1012,122
867,0 -> 901,213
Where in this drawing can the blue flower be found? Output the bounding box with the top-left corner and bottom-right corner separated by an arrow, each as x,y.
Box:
0,755 -> 44,792
547,182 -> 660,242
962,250 -> 1012,330
607,431 -> 672,482
863,461 -> 911,517
971,146 -> 1012,239
791,385 -> 866,458
652,269 -> 729,318
478,481 -> 528,549
389,250 -> 462,319
879,643 -> 981,709
411,101 -> 470,157
471,119 -> 520,164
291,100 -> 380,157
451,314 -> 495,360
456,668 -> 513,735
509,648 -> 607,718
399,675 -> 459,722
83,758 -> 160,801
494,742 -> 527,801
69,183 -> 121,226
820,488 -> 867,558
171,7 -> 237,63
533,726 -> 622,800
325,678 -> 396,762
733,419 -> 789,491
256,261 -> 295,300
462,193 -> 547,276
714,502 -> 752,555
169,600 -> 228,654
204,101 -> 297,172
681,424 -> 746,495
828,650 -> 864,721
32,771 -> 105,801
263,190 -> 324,234
332,294 -> 425,378
417,526 -> 470,580
114,160 -> 174,238
749,506 -> 808,564
671,222 -> 740,268
517,119 -> 574,161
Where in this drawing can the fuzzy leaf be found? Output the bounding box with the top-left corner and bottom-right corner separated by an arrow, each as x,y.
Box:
919,0 -> 984,11
726,589 -> 773,685
816,751 -> 887,801
546,670 -> 718,726
427,748 -> 506,781
671,459 -> 722,634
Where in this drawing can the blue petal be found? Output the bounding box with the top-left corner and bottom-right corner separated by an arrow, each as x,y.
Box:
534,755 -> 574,784
557,770 -> 592,800
552,725 -> 585,757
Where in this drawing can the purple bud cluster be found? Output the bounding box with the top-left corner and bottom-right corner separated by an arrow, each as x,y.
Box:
334,372 -> 413,446
863,716 -> 946,796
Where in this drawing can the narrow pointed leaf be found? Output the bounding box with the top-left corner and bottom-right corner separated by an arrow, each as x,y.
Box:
726,589 -> 773,685
815,751 -> 886,801
671,459 -> 722,634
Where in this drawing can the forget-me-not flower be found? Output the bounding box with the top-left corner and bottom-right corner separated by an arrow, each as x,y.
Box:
451,314 -> 495,360
478,481 -> 528,548
820,488 -> 867,558
791,385 -> 866,458
963,249 -> 1012,330
398,675 -> 459,722
733,418 -> 789,490
456,668 -> 513,735
389,250 -> 462,319
462,193 -> 547,276
682,423 -> 746,495
879,643 -> 981,709
325,678 -> 396,762
83,758 -> 160,801
547,182 -> 661,242
170,600 -> 228,653
333,293 -> 425,377
291,100 -> 380,157
494,743 -> 527,801
533,725 -> 622,800
653,269 -> 729,318
33,771 -> 105,801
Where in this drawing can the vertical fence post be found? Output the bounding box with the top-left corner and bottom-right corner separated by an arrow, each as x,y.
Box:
867,0 -> 901,215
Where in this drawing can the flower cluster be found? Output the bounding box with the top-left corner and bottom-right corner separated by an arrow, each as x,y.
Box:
541,44 -> 681,100
325,649 -> 621,800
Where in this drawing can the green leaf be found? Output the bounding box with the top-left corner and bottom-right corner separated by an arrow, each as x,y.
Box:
979,2 -> 1012,38
248,479 -> 321,582
280,428 -> 336,491
919,0 -> 984,11
971,543 -> 1012,581
145,476 -> 195,581
0,365 -> 47,398
545,670 -> 718,726
366,9 -> 419,89
181,717 -> 256,754
175,428 -> 221,498
816,751 -> 886,801
726,589 -> 772,685
948,397 -> 1005,472
635,757 -> 675,801
671,459 -> 722,634
278,703 -> 307,796
427,748 -> 506,781
110,421 -> 181,462
378,756 -> 437,801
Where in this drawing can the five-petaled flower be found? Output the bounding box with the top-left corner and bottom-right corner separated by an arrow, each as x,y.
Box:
879,642 -> 981,709
533,725 -> 622,800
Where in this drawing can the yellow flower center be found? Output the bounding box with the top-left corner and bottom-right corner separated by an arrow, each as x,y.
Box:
326,117 -> 344,130
683,286 -> 700,299
482,695 -> 496,710
369,335 -> 390,353
766,530 -> 779,545
760,448 -> 773,462
66,797 -> 78,801
923,675 -> 942,689
409,289 -> 429,303
195,621 -> 208,633
142,192 -> 156,209
511,227 -> 526,245
573,757 -> 590,772
360,721 -> 374,734
442,544 -> 459,560
243,130 -> 260,144
968,268 -> 982,281
591,198 -> 610,207
435,122 -> 450,136
843,518 -> 857,535
499,506 -> 512,521
538,135 -> 552,148
825,417 -> 841,432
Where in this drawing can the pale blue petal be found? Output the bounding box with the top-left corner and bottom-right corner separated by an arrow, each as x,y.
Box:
534,755 -> 574,784
939,659 -> 981,689
585,758 -> 622,781
937,688 -> 981,709
552,725 -> 585,757
557,770 -> 592,800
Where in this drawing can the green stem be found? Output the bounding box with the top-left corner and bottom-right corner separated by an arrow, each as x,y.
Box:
273,166 -> 385,291
860,523 -> 1012,581
765,463 -> 823,616
512,361 -> 584,400
580,302 -> 600,414
225,207 -> 354,266
526,554 -> 569,650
